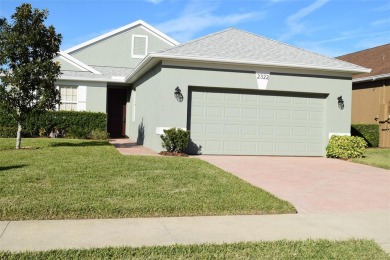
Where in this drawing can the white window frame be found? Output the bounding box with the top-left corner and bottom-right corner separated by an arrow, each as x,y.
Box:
59,85 -> 78,111
131,35 -> 148,58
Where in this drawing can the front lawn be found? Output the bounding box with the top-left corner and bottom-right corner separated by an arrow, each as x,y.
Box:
0,138 -> 295,220
351,148 -> 390,170
0,239 -> 388,259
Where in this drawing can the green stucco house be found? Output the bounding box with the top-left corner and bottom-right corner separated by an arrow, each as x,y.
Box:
56,20 -> 369,156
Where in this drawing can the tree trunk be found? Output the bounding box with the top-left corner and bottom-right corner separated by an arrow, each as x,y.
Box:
16,123 -> 22,149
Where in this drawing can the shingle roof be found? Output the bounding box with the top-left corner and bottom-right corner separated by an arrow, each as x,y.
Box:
60,66 -> 133,82
337,43 -> 390,79
159,28 -> 368,73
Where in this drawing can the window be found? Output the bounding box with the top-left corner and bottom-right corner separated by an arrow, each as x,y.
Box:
60,86 -> 77,111
131,35 -> 148,58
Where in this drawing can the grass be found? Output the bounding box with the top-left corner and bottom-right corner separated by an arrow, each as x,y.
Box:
0,239 -> 388,259
351,148 -> 390,170
0,138 -> 295,220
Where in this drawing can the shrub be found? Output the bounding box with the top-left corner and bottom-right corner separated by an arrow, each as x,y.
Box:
326,135 -> 367,159
0,126 -> 17,138
0,109 -> 107,139
351,124 -> 379,147
89,129 -> 110,140
161,128 -> 190,153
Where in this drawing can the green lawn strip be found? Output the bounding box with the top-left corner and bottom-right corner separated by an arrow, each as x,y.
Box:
0,239 -> 388,259
0,138 -> 295,220
351,148 -> 390,170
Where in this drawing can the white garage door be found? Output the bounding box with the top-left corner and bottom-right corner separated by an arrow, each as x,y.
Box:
189,89 -> 326,156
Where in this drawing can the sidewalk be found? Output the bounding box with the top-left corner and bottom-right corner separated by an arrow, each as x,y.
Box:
0,211 -> 389,253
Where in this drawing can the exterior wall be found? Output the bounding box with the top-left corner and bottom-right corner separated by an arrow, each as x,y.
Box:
352,80 -> 390,147
134,60 -> 353,154
69,26 -> 172,68
127,65 -> 162,151
56,80 -> 107,112
55,57 -> 86,72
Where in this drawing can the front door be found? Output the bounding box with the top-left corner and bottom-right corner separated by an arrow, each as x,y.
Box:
107,88 -> 127,137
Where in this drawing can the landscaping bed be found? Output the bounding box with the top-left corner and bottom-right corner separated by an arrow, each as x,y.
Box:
0,239 -> 387,259
0,138 -> 295,220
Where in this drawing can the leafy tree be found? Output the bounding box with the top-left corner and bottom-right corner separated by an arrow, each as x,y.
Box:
0,3 -> 62,149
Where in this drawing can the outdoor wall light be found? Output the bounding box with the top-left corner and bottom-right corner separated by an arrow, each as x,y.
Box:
174,86 -> 183,102
337,96 -> 344,110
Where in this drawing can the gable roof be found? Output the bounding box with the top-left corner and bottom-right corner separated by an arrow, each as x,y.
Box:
63,20 -> 179,54
126,28 -> 370,83
337,43 -> 390,82
57,52 -> 102,74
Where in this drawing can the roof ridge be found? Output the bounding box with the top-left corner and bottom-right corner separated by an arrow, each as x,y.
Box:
231,28 -> 364,69
159,28 -> 235,54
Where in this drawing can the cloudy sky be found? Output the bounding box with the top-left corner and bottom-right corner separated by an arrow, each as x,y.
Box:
1,0 -> 389,57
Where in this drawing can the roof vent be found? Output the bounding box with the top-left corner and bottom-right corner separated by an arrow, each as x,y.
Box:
132,35 -> 148,58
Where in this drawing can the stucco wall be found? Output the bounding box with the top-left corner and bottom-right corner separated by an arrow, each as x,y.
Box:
133,61 -> 353,154
69,26 -> 172,68
127,65 -> 162,150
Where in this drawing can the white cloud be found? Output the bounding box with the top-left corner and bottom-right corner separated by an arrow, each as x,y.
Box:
156,1 -> 265,42
145,0 -> 164,4
280,0 -> 330,41
371,18 -> 390,26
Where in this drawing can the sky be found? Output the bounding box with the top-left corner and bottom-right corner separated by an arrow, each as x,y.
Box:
1,0 -> 390,57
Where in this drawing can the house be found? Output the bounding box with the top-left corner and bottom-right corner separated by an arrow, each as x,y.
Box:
337,44 -> 390,147
56,20 -> 369,156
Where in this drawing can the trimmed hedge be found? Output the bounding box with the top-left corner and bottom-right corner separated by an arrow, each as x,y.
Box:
326,135 -> 367,159
161,128 -> 190,153
0,110 -> 107,139
351,124 -> 379,147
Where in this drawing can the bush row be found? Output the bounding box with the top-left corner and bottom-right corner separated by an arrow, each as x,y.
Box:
0,110 -> 107,139
351,124 -> 379,147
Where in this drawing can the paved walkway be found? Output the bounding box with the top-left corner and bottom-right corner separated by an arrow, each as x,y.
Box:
0,211 -> 389,253
199,156 -> 390,214
109,138 -> 159,156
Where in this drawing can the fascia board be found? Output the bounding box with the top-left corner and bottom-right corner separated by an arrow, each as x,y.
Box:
63,20 -> 178,54
126,54 -> 371,84
58,75 -> 126,83
155,54 -> 371,74
58,52 -> 102,75
353,73 -> 390,83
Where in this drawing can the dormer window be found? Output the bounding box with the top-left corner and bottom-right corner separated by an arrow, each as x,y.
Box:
131,35 -> 148,58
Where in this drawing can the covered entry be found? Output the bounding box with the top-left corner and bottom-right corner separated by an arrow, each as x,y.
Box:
189,88 -> 327,156
107,88 -> 128,137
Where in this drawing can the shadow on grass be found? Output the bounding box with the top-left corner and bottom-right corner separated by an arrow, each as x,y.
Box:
50,141 -> 109,148
0,165 -> 27,171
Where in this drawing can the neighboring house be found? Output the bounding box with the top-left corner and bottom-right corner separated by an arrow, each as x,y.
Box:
56,20 -> 369,156
337,44 -> 390,147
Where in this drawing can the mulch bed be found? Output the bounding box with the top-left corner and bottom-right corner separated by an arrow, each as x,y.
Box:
158,151 -> 189,157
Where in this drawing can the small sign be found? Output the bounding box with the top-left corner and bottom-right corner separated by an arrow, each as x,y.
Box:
256,71 -> 270,89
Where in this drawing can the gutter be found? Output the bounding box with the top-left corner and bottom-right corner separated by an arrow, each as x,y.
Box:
125,53 -> 371,83
353,73 -> 390,83
58,75 -> 128,84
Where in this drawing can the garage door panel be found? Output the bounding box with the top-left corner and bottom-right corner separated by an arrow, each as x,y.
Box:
224,107 -> 240,117
224,124 -> 240,135
190,89 -> 325,156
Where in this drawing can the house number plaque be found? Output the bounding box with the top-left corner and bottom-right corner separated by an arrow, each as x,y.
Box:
256,72 -> 270,89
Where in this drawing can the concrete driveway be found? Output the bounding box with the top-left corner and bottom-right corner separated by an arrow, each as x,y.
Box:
199,156 -> 390,213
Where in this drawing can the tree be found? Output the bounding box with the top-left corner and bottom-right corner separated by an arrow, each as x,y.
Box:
0,3 -> 62,149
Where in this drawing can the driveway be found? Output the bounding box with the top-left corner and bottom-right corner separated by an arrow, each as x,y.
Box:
199,156 -> 390,213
